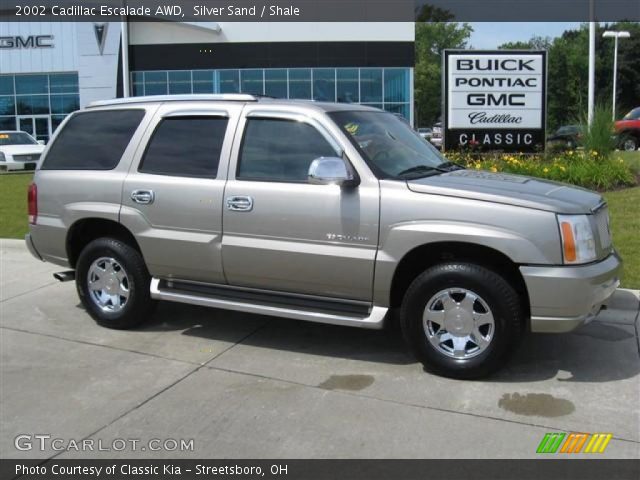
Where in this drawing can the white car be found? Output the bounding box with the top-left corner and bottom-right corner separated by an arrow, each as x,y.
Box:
430,122 -> 442,149
0,131 -> 45,171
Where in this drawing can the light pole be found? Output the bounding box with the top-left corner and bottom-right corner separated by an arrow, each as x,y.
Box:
602,30 -> 631,121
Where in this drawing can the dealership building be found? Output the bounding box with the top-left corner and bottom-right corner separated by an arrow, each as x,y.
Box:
0,21 -> 415,142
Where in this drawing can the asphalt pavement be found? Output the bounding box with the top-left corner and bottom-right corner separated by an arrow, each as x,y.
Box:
1,238 -> 639,459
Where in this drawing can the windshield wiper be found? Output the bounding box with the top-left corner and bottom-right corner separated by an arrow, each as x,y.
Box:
395,165 -> 448,178
437,161 -> 465,171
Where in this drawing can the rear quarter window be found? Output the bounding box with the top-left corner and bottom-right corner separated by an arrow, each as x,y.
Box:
41,109 -> 145,170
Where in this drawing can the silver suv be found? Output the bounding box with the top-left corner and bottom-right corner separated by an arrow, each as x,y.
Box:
26,95 -> 621,378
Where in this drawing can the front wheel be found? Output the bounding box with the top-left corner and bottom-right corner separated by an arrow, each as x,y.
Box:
76,238 -> 155,329
400,262 -> 525,379
622,137 -> 637,151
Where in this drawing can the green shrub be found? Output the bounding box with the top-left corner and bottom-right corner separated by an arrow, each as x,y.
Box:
444,150 -> 636,191
576,102 -> 617,158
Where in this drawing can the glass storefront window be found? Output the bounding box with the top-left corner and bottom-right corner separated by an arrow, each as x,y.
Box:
219,70 -> 240,93
0,96 -> 16,115
144,71 -> 168,95
50,94 -> 80,114
240,70 -> 264,95
15,75 -> 49,95
168,71 -> 192,94
0,116 -> 15,130
192,70 -> 214,93
17,95 -> 49,115
384,69 -> 410,103
264,69 -> 287,98
129,67 -> 411,121
288,69 -> 311,99
312,69 -> 335,102
0,77 -> 14,96
337,69 -> 359,103
49,74 -> 79,94
132,72 -> 144,96
360,69 -> 383,103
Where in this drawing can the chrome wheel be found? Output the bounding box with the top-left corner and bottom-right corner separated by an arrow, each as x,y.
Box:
623,139 -> 637,151
423,288 -> 495,359
87,257 -> 130,313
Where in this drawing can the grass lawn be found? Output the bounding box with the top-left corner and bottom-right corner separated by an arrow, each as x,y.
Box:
0,173 -> 32,239
603,187 -> 640,289
1,170 -> 638,289
613,150 -> 640,175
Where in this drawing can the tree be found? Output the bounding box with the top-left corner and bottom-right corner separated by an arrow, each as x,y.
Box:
414,22 -> 473,127
498,23 -> 640,129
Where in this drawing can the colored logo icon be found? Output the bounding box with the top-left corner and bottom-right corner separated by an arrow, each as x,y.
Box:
537,433 -> 613,454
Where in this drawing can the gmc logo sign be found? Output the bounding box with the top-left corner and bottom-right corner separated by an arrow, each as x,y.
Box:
0,35 -> 54,49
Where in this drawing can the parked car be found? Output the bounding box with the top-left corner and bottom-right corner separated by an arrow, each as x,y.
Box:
26,94 -> 621,379
0,130 -> 45,171
615,107 -> 640,151
546,125 -> 583,150
418,127 -> 433,140
430,122 -> 442,149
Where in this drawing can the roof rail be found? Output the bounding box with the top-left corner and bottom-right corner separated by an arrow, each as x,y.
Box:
88,94 -> 258,108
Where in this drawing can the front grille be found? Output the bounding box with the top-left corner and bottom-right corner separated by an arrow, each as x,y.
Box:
13,154 -> 41,162
594,206 -> 612,251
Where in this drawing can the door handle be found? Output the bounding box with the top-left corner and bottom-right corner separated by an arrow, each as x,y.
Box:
226,195 -> 253,212
131,189 -> 155,205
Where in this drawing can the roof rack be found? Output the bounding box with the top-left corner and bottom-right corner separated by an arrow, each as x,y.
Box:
88,94 -> 258,108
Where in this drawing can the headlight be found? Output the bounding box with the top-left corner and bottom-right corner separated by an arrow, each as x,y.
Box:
557,214 -> 596,264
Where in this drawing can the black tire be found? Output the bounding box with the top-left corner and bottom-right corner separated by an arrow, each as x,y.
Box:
76,237 -> 155,329
400,262 -> 525,379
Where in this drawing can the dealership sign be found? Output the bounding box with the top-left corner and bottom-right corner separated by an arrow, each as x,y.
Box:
0,34 -> 54,49
443,50 -> 547,152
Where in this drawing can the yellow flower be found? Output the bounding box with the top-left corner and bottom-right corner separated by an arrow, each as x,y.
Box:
475,163 -> 481,170
560,166 -> 566,172
591,150 -> 598,156
543,167 -> 549,173
490,166 -> 498,173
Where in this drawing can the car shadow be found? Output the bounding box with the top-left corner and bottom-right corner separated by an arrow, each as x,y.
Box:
134,301 -> 639,381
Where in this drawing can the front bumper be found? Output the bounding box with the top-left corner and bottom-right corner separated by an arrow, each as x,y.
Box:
520,252 -> 622,333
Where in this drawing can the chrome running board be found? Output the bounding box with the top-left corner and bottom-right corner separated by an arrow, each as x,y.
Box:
150,278 -> 387,329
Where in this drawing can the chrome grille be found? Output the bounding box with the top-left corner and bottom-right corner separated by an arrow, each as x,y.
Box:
13,154 -> 40,162
594,206 -> 612,251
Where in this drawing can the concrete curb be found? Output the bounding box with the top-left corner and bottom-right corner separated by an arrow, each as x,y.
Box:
2,237 -> 639,318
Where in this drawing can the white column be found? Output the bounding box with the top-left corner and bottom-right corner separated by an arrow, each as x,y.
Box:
121,20 -> 130,97
588,22 -> 595,126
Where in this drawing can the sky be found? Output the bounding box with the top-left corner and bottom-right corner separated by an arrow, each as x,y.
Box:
468,22 -> 581,49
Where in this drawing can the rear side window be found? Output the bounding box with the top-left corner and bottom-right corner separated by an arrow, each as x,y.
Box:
42,109 -> 145,170
139,117 -> 228,178
238,118 -> 336,182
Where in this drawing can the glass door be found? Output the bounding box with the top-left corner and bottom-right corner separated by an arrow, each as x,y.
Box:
17,116 -> 51,144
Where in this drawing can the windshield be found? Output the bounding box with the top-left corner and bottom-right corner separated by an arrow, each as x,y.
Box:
0,132 -> 38,146
623,108 -> 640,120
329,111 -> 448,179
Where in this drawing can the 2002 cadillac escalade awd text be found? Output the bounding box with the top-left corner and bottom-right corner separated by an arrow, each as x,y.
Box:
25,94 -> 622,378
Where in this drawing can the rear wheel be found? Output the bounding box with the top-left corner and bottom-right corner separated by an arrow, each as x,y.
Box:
76,238 -> 155,329
400,262 -> 524,379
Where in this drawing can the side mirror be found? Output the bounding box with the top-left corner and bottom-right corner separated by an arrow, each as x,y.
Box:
308,157 -> 358,187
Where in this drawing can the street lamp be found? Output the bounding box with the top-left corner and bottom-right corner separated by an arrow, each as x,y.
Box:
602,30 -> 631,121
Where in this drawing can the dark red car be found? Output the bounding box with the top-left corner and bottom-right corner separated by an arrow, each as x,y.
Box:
615,107 -> 640,151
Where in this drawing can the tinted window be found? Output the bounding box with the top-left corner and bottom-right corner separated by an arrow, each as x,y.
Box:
140,117 -> 228,178
238,119 -> 336,182
42,109 -> 144,170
